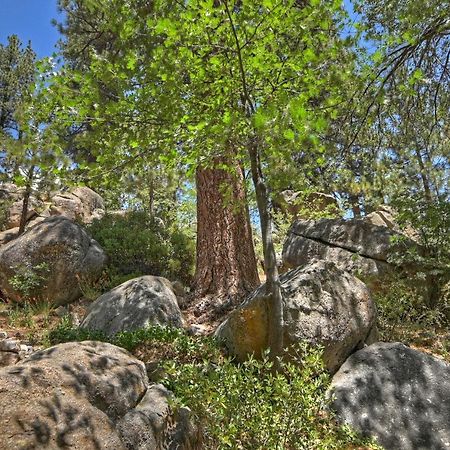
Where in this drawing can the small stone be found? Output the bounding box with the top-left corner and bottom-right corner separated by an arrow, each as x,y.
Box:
19,344 -> 33,354
0,331 -> 7,339
69,312 -> 81,327
171,280 -> 186,297
54,306 -> 69,317
0,351 -> 20,367
189,324 -> 209,336
0,339 -> 20,353
145,361 -> 166,382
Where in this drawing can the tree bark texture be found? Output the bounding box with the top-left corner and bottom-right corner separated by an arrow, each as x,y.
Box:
193,157 -> 259,300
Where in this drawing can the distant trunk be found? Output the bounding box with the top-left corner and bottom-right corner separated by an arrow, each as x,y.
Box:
349,194 -> 362,218
18,165 -> 35,235
413,146 -> 433,204
193,155 -> 259,300
247,138 -> 284,361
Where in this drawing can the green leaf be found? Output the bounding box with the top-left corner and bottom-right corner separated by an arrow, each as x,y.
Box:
283,129 -> 295,140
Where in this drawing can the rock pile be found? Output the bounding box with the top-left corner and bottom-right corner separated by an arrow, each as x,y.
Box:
0,340 -> 196,450
0,331 -> 34,367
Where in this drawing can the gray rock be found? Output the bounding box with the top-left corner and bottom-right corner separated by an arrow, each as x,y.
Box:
0,227 -> 19,246
117,384 -> 197,450
0,216 -> 107,305
50,186 -> 105,224
273,190 -> 339,218
0,340 -> 149,450
216,261 -> 376,373
282,217 -> 421,286
54,305 -> 69,317
0,331 -> 7,339
330,342 -> 450,450
0,339 -> 20,353
189,324 -> 209,336
80,276 -> 184,336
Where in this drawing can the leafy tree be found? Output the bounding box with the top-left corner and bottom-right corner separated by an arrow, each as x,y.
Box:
50,0 -> 354,357
0,35 -> 35,138
0,37 -> 61,234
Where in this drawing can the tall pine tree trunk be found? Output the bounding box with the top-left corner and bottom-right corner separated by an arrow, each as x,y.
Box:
193,156 -> 259,302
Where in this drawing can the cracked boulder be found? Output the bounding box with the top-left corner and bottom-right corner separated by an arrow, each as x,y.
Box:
282,217 -> 420,287
0,216 -> 107,305
216,260 -> 376,373
80,276 -> 184,336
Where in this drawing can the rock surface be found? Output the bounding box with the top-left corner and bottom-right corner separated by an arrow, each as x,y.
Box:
80,276 -> 184,336
0,341 -> 148,450
0,183 -> 106,235
216,261 -> 376,373
0,216 -> 107,305
282,217 -> 419,284
117,383 -> 197,450
330,342 -> 450,450
273,190 -> 339,218
49,186 -> 105,224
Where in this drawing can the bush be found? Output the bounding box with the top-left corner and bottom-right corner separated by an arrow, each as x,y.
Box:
48,322 -> 379,450
9,262 -> 50,301
88,211 -> 195,287
374,275 -> 450,340
389,195 -> 450,308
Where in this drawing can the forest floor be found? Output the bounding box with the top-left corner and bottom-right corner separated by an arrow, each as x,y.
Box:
0,295 -> 449,364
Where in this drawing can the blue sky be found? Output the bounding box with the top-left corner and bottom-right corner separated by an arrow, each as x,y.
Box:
0,0 -> 64,58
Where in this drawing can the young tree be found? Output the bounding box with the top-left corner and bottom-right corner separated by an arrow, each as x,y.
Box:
51,0 -> 351,357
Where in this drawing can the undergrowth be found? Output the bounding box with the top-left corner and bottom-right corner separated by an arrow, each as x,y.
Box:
49,319 -> 380,450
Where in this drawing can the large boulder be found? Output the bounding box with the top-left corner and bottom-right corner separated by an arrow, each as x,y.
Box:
330,342 -> 450,450
49,187 -> 105,224
80,276 -> 184,336
216,261 -> 376,373
0,216 -> 107,305
282,217 -> 420,285
0,341 -> 148,450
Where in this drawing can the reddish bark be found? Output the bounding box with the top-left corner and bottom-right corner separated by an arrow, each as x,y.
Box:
193,157 -> 259,301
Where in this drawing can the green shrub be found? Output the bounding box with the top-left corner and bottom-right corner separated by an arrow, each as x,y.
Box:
9,262 -> 49,300
374,276 -> 450,341
88,211 -> 195,287
48,323 -> 379,450
389,195 -> 450,308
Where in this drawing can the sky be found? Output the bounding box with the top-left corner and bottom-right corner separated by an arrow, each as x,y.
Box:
0,0 -> 64,58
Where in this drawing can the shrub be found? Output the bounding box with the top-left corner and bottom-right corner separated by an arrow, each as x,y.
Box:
389,194 -> 450,308
48,323 -> 379,450
9,262 -> 49,300
88,211 -> 195,287
374,275 -> 450,341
